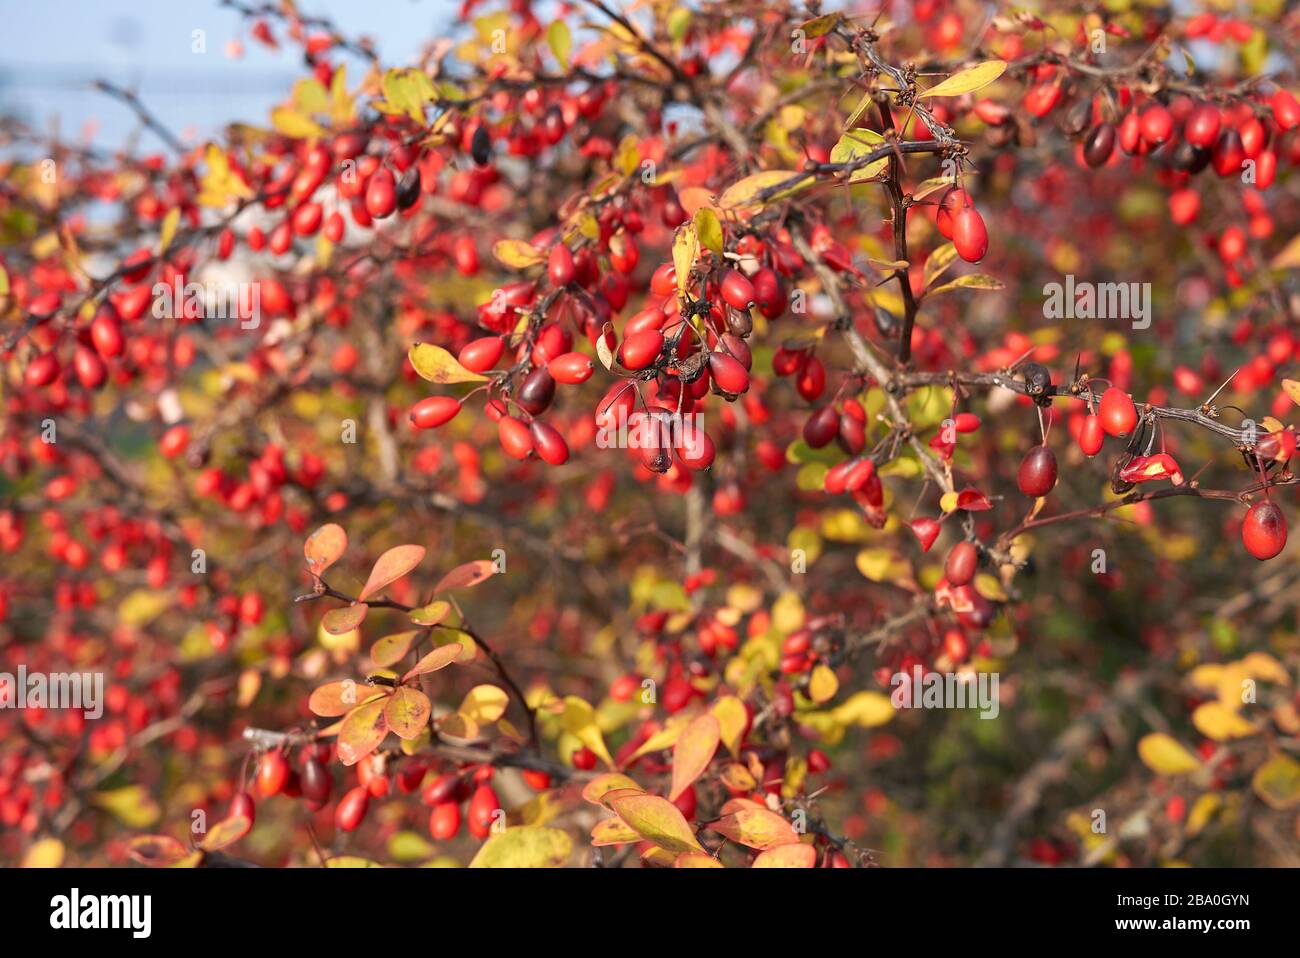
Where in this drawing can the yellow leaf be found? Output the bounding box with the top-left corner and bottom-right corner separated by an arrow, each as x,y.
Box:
918,60 -> 1008,99
1137,733 -> 1201,776
1252,753 -> 1300,809
198,814 -> 251,851
718,170 -> 812,212
270,106 -> 325,139
829,129 -> 888,182
21,837 -> 64,868
590,816 -> 642,845
92,786 -> 161,828
581,773 -> 644,806
459,684 -> 509,724
546,20 -> 572,68
672,222 -> 698,295
492,238 -> 545,269
940,490 -> 960,513
403,643 -> 463,679
608,793 -> 703,854
337,696 -> 389,766
1270,238 -> 1300,270
694,207 -> 724,257
1185,793 -> 1221,836
831,691 -> 895,728
923,243 -> 959,289
385,686 -> 432,740
808,664 -> 838,703
1191,702 -> 1258,741
408,342 -> 488,384
370,630 -> 420,668
1241,651 -> 1290,685
469,826 -> 572,867
928,274 -> 1005,296
561,696 -> 614,767
158,207 -> 180,256
711,696 -> 748,758
670,713 -> 721,801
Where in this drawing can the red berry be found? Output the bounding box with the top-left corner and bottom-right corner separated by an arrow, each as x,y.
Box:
548,244 -> 575,287
720,270 -> 756,311
1017,445 -> 1058,497
458,336 -> 505,372
335,786 -> 369,832
1139,103 -> 1172,145
620,329 -> 664,371
1242,501 -> 1287,560
944,540 -> 978,586
467,784 -> 501,839
429,801 -> 462,840
1098,387 -> 1137,438
802,406 -> 839,448
1078,414 -> 1105,457
410,396 -> 461,429
229,792 -> 256,827
548,352 -> 594,384
498,416 -> 534,459
529,420 -> 570,465
708,351 -> 750,394
952,207 -> 988,263
1184,103 -> 1221,148
365,167 -> 396,218
300,758 -> 332,805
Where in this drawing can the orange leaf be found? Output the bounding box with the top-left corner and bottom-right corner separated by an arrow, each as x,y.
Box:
304,523 -> 347,577
752,842 -> 817,868
337,696 -> 389,766
358,545 -> 425,602
1283,379 -> 1300,407
607,793 -> 703,854
384,686 -> 431,740
708,807 -> 800,849
308,679 -> 371,717
674,851 -> 724,868
669,713 -> 720,801
403,643 -> 463,680
323,603 -> 368,635
433,560 -> 497,594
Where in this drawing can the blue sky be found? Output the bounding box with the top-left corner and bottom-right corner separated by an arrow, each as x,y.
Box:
0,0 -> 462,151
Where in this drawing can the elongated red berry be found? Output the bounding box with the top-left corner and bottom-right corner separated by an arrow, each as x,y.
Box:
952,207 -> 988,263
1078,414 -> 1105,456
410,396 -> 461,429
548,352 -> 593,384
708,351 -> 750,394
720,270 -> 756,311
529,420 -> 570,465
335,786 -> 369,832
365,167 -> 396,218
548,244 -> 575,287
944,540 -> 978,586
458,336 -> 505,372
498,416 -> 533,459
620,329 -> 664,371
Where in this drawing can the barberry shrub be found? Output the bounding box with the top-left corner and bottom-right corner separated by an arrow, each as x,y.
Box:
2,0 -> 1300,869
